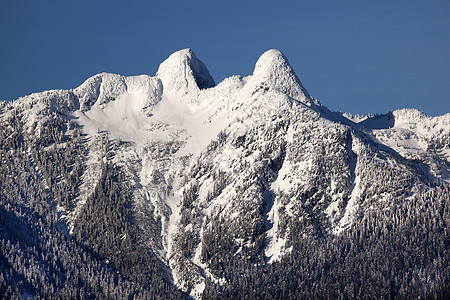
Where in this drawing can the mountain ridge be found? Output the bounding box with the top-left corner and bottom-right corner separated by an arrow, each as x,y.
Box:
0,48 -> 449,299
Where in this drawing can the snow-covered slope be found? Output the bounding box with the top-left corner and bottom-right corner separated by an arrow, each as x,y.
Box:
2,48 -> 449,299
353,109 -> 450,183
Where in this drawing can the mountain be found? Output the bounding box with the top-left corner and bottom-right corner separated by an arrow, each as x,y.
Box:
0,49 -> 449,299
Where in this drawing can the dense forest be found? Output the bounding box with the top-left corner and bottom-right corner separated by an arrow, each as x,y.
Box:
202,184 -> 450,299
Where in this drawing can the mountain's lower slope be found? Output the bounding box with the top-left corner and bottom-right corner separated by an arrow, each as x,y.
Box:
1,49 -> 449,299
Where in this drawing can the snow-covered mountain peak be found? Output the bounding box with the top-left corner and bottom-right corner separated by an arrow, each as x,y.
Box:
253,49 -> 292,76
249,49 -> 312,105
392,108 -> 428,125
156,48 -> 215,94
73,72 -> 162,111
74,73 -> 126,109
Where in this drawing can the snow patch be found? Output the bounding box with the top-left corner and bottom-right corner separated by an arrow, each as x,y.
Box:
335,175 -> 361,234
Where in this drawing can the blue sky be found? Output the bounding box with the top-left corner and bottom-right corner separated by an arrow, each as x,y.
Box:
1,0 -> 449,116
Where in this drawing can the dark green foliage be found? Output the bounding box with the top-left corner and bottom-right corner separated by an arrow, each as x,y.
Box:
72,160 -> 180,297
0,113 -> 135,298
30,116 -> 85,211
203,184 -> 450,300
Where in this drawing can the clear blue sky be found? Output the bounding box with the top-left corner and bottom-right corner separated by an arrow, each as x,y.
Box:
1,0 -> 449,116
